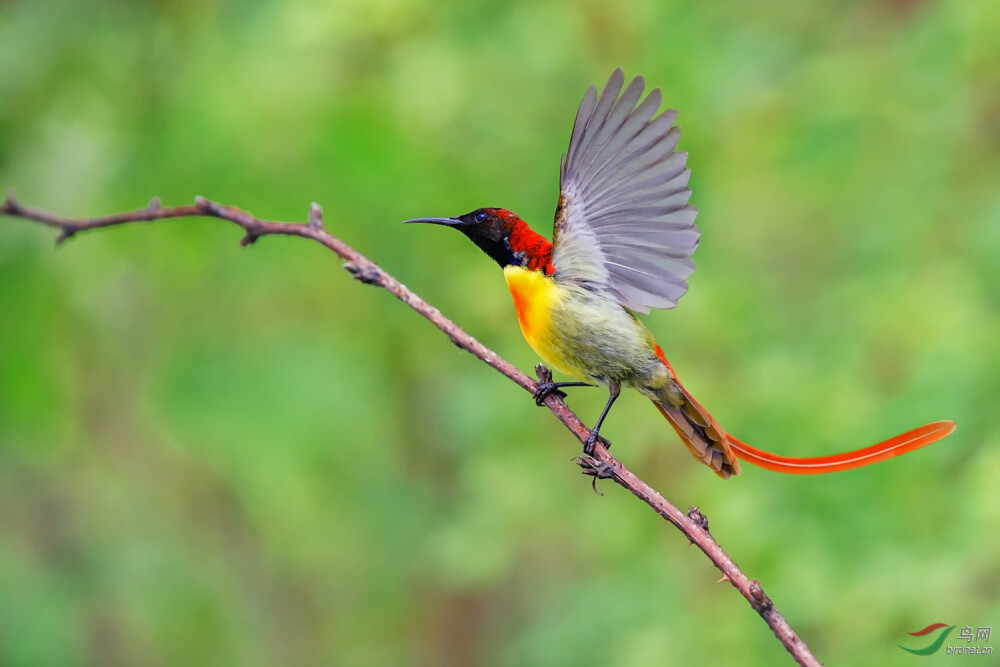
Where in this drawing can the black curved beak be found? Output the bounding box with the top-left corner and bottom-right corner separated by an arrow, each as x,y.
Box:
401,216 -> 462,226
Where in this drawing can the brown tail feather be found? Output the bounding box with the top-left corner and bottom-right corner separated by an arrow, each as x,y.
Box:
652,384 -> 741,479
651,344 -> 740,478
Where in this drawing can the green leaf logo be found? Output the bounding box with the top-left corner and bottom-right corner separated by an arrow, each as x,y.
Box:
899,623 -> 956,655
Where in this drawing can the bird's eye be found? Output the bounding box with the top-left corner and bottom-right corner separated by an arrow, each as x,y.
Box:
474,211 -> 487,223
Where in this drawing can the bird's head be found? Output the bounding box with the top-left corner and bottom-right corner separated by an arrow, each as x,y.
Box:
404,207 -> 553,273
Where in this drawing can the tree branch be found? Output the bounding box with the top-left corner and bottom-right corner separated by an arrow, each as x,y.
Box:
1,193 -> 820,666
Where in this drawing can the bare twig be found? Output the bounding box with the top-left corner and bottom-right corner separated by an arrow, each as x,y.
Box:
1,193 -> 820,666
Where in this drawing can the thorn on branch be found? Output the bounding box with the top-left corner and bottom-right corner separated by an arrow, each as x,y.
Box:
2,190 -> 24,217
55,227 -> 76,244
194,195 -> 230,219
749,580 -> 773,613
148,197 -> 161,211
576,454 -> 617,494
344,261 -> 381,285
195,196 -> 234,221
535,364 -> 554,386
194,196 -> 263,246
308,202 -> 323,230
240,231 -> 260,246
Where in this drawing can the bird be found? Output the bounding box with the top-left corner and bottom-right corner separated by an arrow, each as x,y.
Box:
405,69 -> 955,478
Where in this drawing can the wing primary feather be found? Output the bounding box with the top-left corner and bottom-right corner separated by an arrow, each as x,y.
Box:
592,227 -> 700,249
564,86 -> 599,173
572,70 -> 626,171
578,85 -> 660,184
587,186 -> 692,219
580,76 -> 647,173
588,127 -> 680,192
586,203 -> 698,226
580,114 -> 679,194
610,279 -> 688,311
553,70 -> 701,313
590,172 -> 690,211
587,144 -> 687,201
590,169 -> 692,212
606,259 -> 694,284
599,240 -> 697,259
583,111 -> 680,194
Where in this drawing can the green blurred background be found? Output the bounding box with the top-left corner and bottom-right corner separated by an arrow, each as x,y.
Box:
1,1 -> 998,665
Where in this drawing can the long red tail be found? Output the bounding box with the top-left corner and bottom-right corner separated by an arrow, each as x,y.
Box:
725,421 -> 956,475
651,345 -> 956,477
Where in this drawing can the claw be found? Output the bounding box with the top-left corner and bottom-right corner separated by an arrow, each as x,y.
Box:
582,432 -> 611,455
533,382 -> 568,406
576,455 -> 617,494
531,366 -> 593,406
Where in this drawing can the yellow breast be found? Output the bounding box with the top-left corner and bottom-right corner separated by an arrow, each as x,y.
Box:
503,265 -> 577,378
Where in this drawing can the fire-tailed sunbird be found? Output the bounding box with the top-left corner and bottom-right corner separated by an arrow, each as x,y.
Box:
405,69 -> 955,478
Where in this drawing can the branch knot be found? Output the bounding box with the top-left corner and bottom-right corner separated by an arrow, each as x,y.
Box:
2,189 -> 20,215
308,202 -> 324,230
749,580 -> 774,613
344,261 -> 381,285
687,506 -> 710,534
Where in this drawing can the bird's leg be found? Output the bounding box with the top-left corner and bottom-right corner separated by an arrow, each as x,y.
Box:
584,380 -> 621,455
533,381 -> 592,406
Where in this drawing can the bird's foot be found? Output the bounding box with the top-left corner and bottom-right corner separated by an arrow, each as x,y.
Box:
533,382 -> 568,406
583,431 -> 610,455
576,454 -> 618,495
532,364 -> 594,406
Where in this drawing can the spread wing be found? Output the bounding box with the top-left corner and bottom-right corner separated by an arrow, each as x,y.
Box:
552,69 -> 699,313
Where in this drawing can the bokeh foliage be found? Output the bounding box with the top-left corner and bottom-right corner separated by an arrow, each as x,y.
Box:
1,0 -> 998,665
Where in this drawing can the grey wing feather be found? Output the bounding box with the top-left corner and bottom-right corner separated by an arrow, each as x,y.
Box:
553,69 -> 700,313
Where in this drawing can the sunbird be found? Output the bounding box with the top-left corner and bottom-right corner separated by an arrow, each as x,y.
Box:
406,69 -> 955,478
